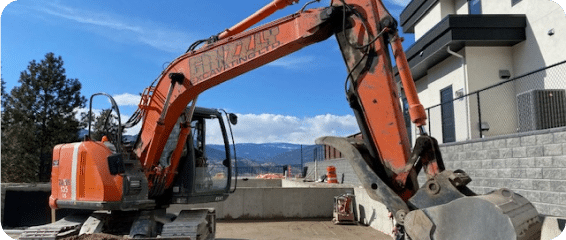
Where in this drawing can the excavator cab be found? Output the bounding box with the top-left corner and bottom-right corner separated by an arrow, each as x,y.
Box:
170,107 -> 237,205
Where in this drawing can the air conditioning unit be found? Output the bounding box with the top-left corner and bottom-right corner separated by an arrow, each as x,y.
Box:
517,89 -> 566,132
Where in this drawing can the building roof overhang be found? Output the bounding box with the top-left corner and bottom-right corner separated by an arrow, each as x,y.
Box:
400,0 -> 437,33
394,14 -> 527,82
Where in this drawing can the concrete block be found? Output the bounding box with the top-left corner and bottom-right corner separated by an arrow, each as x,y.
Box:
473,178 -> 489,187
526,146 -> 544,157
553,155 -> 566,167
499,169 -> 512,178
463,143 -> 473,151
534,203 -> 551,215
452,161 -> 462,169
475,150 -> 488,160
513,147 -> 527,158
543,169 -> 566,180
544,144 -> 563,156
483,140 -> 495,150
487,149 -> 500,159
519,158 -> 535,168
506,179 -> 519,189
485,169 -> 499,178
506,158 -> 519,168
453,144 -> 463,152
521,135 -> 537,146
548,205 -> 566,218
482,159 -> 494,169
507,138 -> 521,148
500,148 -> 513,159
465,152 -> 474,160
536,157 -> 554,167
526,191 -> 542,202
517,179 -> 534,190
526,168 -> 543,179
554,131 -> 566,143
443,153 -> 455,162
550,181 -> 566,192
537,133 -> 554,145
494,139 -> 507,149
470,160 -> 482,169
474,169 -> 486,178
493,159 -> 506,168
541,192 -> 562,205
472,142 -> 483,151
444,146 -> 454,153
533,180 -> 552,191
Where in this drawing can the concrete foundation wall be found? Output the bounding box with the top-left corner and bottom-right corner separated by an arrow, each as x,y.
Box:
235,179 -> 282,188
169,187 -> 353,219
304,159 -> 362,186
353,187 -> 394,237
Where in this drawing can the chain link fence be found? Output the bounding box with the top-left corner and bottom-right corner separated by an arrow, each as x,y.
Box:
231,145 -> 325,178
425,60 -> 566,143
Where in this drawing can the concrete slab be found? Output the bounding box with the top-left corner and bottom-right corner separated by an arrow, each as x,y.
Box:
541,215 -> 566,240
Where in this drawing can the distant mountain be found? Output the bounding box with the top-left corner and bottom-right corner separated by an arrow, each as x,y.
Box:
208,143 -> 309,162
266,144 -> 323,165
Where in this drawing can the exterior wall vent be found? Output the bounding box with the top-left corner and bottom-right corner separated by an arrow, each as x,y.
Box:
517,89 -> 566,132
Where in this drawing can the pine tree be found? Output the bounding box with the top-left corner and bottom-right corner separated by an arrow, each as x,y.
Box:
1,53 -> 86,182
81,109 -> 120,141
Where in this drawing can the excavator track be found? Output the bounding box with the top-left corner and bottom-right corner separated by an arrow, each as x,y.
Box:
20,209 -> 216,240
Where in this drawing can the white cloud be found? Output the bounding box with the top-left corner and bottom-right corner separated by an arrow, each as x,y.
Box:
207,113 -> 359,145
113,93 -> 141,106
36,3 -> 192,53
267,55 -> 315,69
74,108 -> 359,146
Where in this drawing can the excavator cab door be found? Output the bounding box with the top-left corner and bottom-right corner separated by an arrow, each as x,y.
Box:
171,107 -> 233,204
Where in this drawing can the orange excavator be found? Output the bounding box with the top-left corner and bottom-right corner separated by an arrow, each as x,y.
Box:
21,0 -> 543,239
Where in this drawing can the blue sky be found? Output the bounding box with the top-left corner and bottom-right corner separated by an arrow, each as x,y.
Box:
1,0 -> 414,144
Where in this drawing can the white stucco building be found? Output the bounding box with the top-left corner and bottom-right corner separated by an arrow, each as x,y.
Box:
396,0 -> 566,144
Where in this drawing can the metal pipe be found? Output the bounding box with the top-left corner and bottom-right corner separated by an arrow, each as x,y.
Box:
477,92 -> 483,138
447,46 -> 471,140
217,0 -> 299,40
